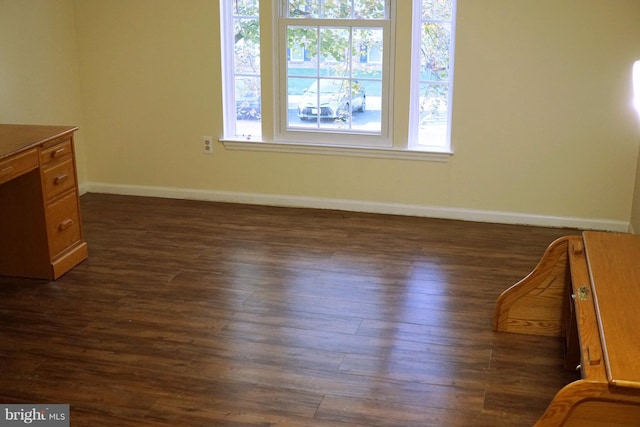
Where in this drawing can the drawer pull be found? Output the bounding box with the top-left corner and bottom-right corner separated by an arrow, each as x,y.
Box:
54,174 -> 69,185
577,285 -> 590,301
1,166 -> 13,175
52,147 -> 67,158
58,218 -> 74,231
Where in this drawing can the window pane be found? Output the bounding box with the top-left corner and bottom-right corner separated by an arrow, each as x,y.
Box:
413,0 -> 454,149
233,2 -> 261,136
423,0 -> 453,20
235,0 -> 259,16
286,24 -> 382,134
421,22 -> 451,82
418,82 -> 448,146
352,28 -> 382,133
354,0 -> 386,19
288,26 -> 351,76
234,19 -> 260,74
353,79 -> 380,133
287,26 -> 317,73
320,1 -> 352,19
289,0 -> 318,17
287,0 -> 386,19
235,76 -> 261,121
319,27 -> 350,77
353,28 -> 383,75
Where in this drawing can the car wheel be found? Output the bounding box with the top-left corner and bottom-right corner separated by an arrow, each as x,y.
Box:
337,104 -> 350,121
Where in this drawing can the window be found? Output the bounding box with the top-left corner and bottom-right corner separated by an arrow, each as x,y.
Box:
409,0 -> 455,151
221,0 -> 262,139
220,0 -> 455,155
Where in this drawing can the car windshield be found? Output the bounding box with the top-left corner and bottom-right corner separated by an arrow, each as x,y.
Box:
307,80 -> 349,95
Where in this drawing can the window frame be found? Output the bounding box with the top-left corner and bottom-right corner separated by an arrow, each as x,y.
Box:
220,1 -> 262,140
220,0 -> 454,160
408,0 -> 456,152
274,1 -> 393,148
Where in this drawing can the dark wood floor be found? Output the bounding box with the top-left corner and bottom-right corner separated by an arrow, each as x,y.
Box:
0,193 -> 582,426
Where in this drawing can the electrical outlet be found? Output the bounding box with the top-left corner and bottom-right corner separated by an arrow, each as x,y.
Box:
202,136 -> 213,154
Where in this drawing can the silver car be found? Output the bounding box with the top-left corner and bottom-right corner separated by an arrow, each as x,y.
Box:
297,79 -> 366,120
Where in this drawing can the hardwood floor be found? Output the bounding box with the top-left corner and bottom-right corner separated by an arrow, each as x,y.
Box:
0,193 -> 581,426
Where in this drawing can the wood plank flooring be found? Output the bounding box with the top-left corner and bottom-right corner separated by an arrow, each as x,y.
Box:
0,193 -> 581,426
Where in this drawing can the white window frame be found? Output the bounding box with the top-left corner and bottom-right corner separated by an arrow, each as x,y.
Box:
220,1 -> 262,140
220,2 -> 236,138
274,1 -> 393,148
220,1 -> 454,161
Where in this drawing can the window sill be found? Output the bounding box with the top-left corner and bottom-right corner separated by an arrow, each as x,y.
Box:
220,139 -> 452,162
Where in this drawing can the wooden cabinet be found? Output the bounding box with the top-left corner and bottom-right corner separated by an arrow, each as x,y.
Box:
0,125 -> 88,280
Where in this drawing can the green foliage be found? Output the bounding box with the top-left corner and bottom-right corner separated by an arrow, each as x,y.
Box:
234,0 -> 451,75
234,0 -> 259,16
422,22 -> 451,81
422,0 -> 453,20
233,0 -> 453,117
288,0 -> 384,19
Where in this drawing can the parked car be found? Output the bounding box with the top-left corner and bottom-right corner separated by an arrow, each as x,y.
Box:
297,79 -> 366,120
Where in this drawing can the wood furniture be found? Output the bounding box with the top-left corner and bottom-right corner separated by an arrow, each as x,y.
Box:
0,124 -> 87,280
494,231 -> 640,426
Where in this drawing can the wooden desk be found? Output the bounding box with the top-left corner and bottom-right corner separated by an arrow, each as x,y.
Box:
0,124 -> 88,280
494,231 -> 640,426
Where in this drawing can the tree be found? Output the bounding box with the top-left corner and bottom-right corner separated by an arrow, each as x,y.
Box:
234,0 -> 386,68
231,0 -> 453,122
419,0 -> 453,122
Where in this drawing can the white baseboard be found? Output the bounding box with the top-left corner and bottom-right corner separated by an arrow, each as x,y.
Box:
80,182 -> 630,232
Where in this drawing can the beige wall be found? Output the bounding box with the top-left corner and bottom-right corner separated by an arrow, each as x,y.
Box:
4,0 -> 640,230
0,0 -> 86,182
632,64 -> 640,234
452,0 -> 640,230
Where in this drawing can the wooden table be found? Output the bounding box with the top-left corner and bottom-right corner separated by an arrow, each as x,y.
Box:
493,231 -> 640,426
0,124 -> 88,280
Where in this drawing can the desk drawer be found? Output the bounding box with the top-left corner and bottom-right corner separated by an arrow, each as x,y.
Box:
42,159 -> 76,201
0,149 -> 38,185
568,239 -> 607,382
40,139 -> 72,166
46,191 -> 82,258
